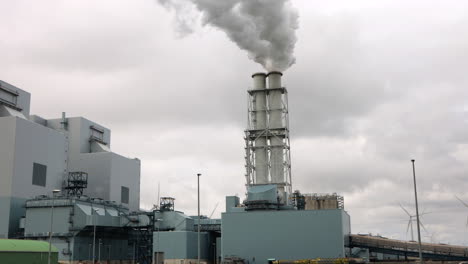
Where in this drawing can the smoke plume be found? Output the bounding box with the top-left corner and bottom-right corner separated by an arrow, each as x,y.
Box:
158,0 -> 299,71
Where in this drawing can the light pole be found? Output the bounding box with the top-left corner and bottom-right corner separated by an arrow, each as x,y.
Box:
411,160 -> 423,264
88,244 -> 92,261
133,243 -> 136,264
155,218 -> 163,264
197,173 -> 201,264
98,238 -> 102,263
92,206 -> 97,263
48,189 -> 61,264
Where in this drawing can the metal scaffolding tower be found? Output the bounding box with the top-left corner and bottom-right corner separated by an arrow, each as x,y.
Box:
245,72 -> 292,204
64,172 -> 88,197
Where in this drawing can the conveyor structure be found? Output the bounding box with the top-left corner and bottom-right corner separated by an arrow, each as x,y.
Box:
349,234 -> 468,261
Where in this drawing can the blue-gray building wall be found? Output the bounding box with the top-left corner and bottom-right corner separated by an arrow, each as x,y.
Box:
72,236 -> 129,261
154,231 -> 211,260
221,209 -> 351,264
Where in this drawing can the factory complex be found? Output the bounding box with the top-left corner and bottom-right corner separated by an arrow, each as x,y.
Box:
0,73 -> 467,264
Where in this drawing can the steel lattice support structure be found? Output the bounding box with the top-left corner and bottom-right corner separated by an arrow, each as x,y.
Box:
245,72 -> 292,204
127,212 -> 155,264
64,172 -> 88,197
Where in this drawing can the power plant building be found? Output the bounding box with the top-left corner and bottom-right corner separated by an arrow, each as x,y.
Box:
0,75 -> 352,263
0,80 -> 141,240
1,74 -> 466,264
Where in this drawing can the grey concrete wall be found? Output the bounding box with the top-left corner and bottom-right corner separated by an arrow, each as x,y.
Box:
110,153 -> 140,211
70,152 -> 112,200
50,116 -> 140,211
0,116 -> 16,237
47,117 -> 111,155
69,152 -> 140,211
0,197 -> 12,238
12,117 -> 66,198
0,116 -> 66,237
221,209 -> 351,264
69,117 -> 111,155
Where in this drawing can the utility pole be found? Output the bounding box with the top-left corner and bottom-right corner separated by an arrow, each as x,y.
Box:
197,173 -> 201,264
98,238 -> 102,263
92,207 -> 97,263
48,189 -> 60,264
411,159 -> 423,264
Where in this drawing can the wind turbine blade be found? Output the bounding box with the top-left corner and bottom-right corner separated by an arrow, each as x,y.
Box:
420,212 -> 432,217
466,216 -> 468,228
400,203 -> 411,216
420,221 -> 428,233
209,202 -> 219,218
455,195 -> 468,208
406,220 -> 411,234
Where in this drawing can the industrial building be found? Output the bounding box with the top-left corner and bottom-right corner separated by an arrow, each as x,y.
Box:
1,74 -> 467,264
0,79 -> 142,262
152,72 -> 351,264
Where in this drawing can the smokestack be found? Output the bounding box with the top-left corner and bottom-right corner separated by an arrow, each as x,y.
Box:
267,72 -> 285,185
246,72 -> 292,205
267,71 -> 283,89
251,73 -> 268,184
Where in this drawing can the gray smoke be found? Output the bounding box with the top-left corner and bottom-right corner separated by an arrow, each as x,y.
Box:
158,0 -> 299,71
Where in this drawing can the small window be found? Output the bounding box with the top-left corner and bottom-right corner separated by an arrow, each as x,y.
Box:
121,186 -> 129,204
32,163 -> 47,187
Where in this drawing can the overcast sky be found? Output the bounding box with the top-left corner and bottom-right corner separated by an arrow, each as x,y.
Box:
1,0 -> 468,245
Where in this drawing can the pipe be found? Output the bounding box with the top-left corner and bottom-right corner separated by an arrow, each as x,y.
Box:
61,112 -> 67,130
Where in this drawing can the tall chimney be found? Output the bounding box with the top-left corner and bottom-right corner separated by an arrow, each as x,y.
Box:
245,72 -> 292,205
267,71 -> 285,184
251,73 -> 268,184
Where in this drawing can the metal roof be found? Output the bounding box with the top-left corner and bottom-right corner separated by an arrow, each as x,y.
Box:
0,239 -> 58,253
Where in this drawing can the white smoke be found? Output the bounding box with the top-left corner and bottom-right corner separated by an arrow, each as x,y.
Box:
158,0 -> 299,71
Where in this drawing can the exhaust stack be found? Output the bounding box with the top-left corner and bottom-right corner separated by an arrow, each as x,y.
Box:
245,71 -> 292,205
251,73 -> 268,184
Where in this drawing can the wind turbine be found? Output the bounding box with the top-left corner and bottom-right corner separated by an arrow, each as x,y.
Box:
455,195 -> 468,228
209,202 -> 220,218
424,232 -> 438,244
400,203 -> 429,241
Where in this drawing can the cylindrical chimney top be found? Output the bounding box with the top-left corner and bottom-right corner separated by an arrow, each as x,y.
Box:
252,72 -> 267,78
252,72 -> 267,90
267,71 -> 283,77
267,71 -> 282,89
